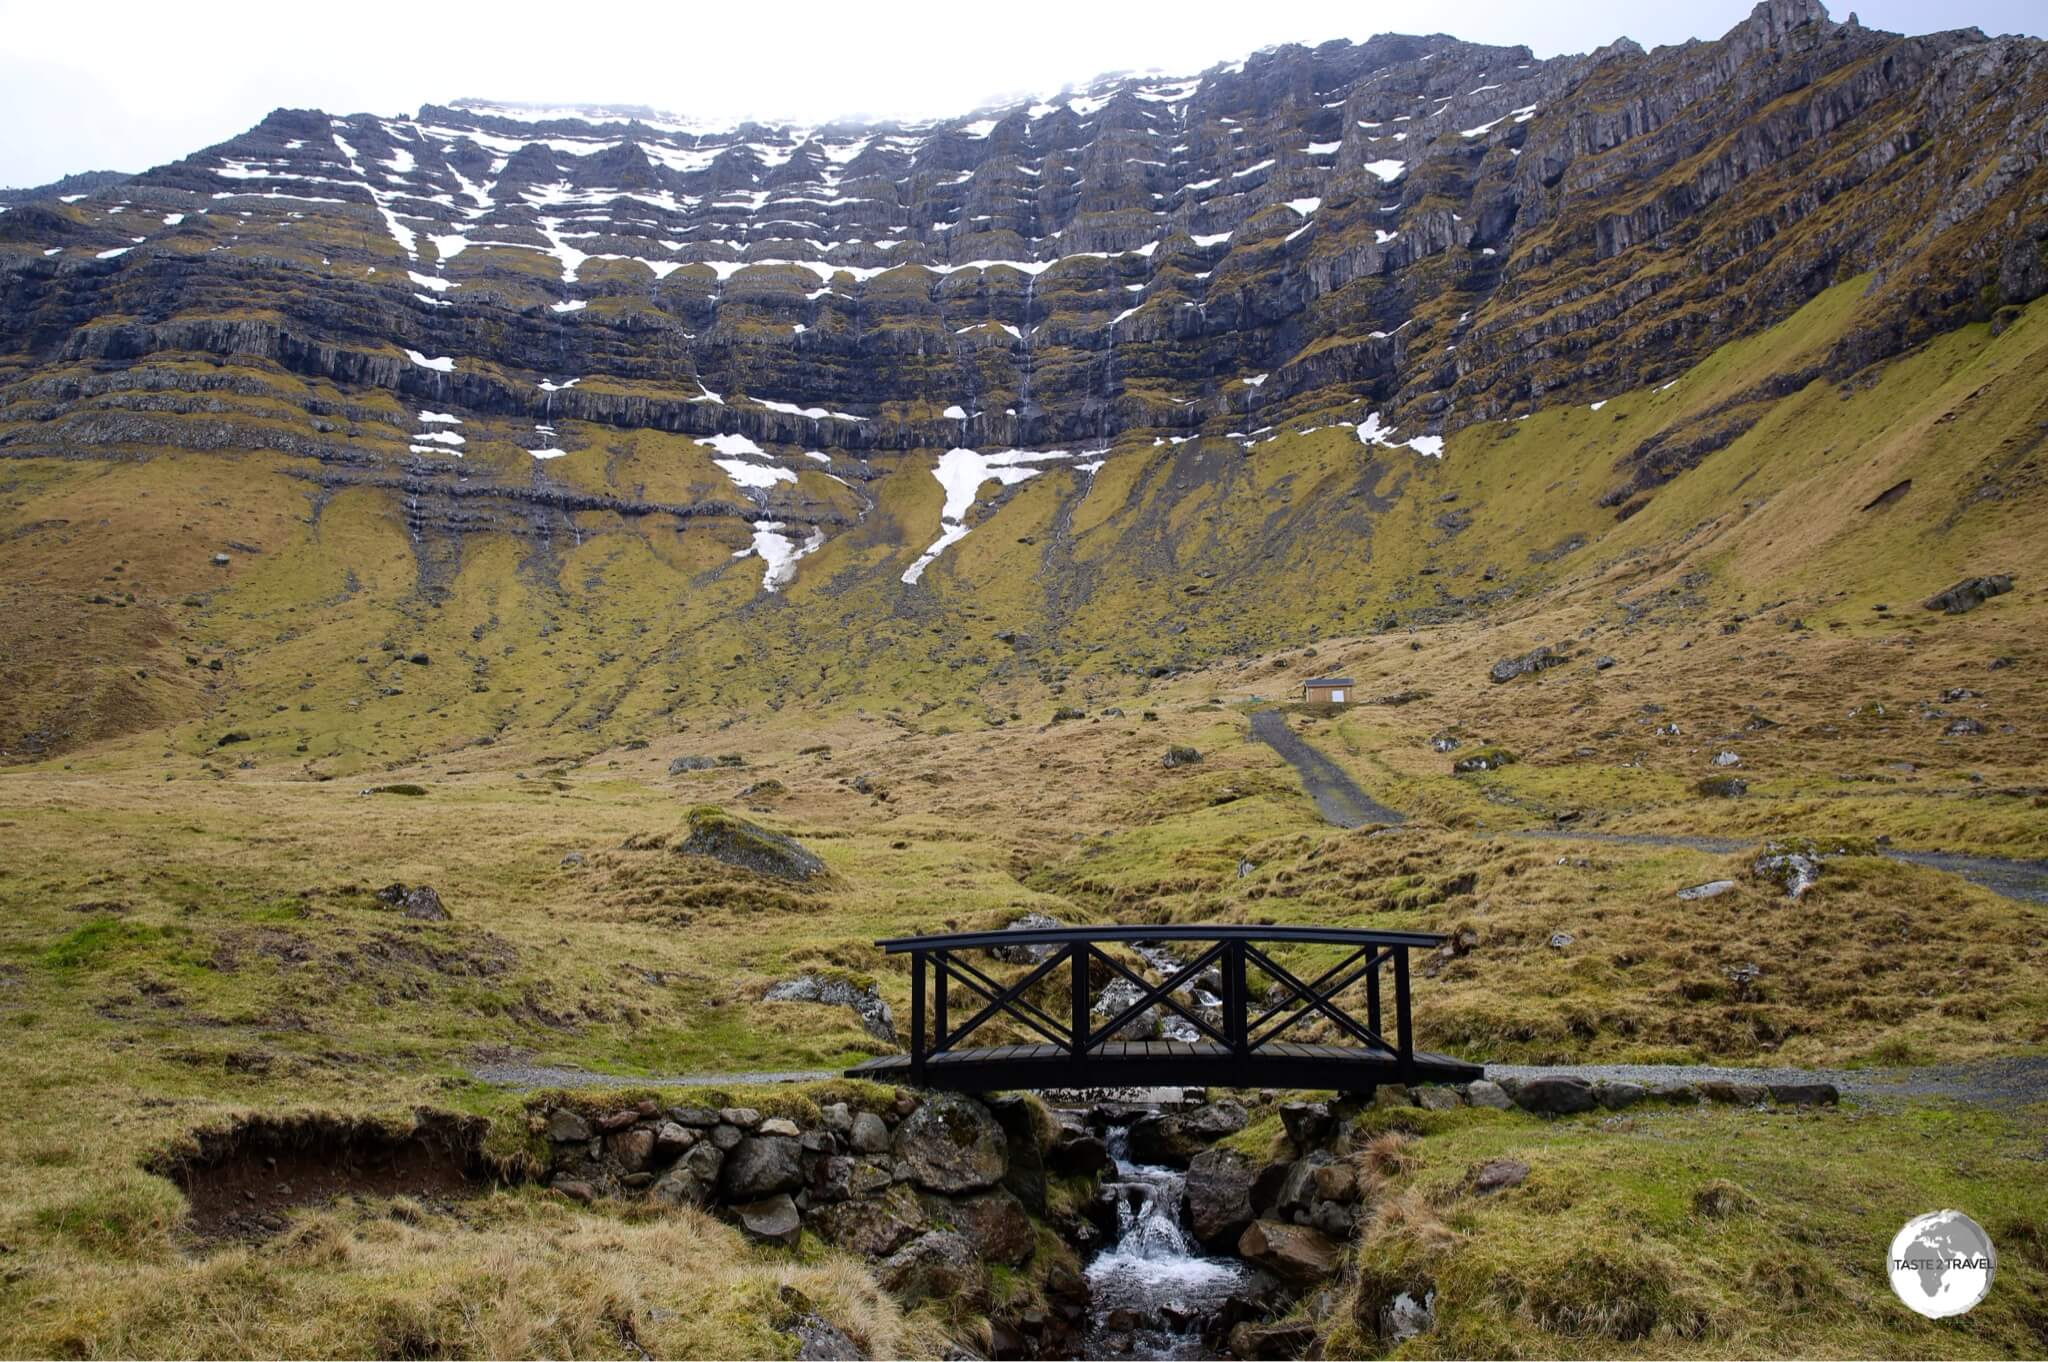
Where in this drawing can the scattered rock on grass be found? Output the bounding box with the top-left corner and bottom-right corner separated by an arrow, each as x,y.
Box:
374,882 -> 449,921
677,805 -> 825,880
1751,841 -> 1823,898
762,973 -> 895,1043
1468,1157 -> 1529,1194
1922,575 -> 2012,614
1160,745 -> 1202,768
1677,879 -> 1738,901
1489,644 -> 1570,684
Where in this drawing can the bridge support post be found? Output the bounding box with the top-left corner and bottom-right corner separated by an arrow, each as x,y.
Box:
1395,945 -> 1413,1083
934,951 -> 948,1048
910,949 -> 926,1083
1367,953 -> 1382,1042
1227,939 -> 1249,1057
1069,942 -> 1089,1061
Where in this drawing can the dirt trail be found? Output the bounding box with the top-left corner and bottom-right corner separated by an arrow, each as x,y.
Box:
1247,709 -> 1402,828
1250,710 -> 2048,904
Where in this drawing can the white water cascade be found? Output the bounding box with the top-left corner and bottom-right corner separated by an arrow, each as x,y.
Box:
1083,1125 -> 1250,1359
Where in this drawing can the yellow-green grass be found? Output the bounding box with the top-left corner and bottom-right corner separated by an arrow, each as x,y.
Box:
1320,1100 -> 2048,1359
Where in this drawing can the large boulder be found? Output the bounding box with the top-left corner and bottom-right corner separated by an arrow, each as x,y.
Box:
761,973 -> 894,1043
1751,841 -> 1823,899
1127,1111 -> 1223,1168
1237,1219 -> 1342,1285
989,912 -> 1063,964
807,1183 -> 926,1258
375,882 -> 449,921
892,1092 -> 1007,1193
720,1134 -> 804,1200
876,1230 -> 985,1308
1184,1146 -> 1258,1249
1048,1115 -> 1110,1175
1514,1075 -> 1597,1115
677,806 -> 825,881
1488,644 -> 1569,684
921,1187 -> 1035,1266
1923,574 -> 2012,614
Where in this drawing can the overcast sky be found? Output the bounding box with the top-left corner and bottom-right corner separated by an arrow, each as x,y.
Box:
2,0 -> 2040,187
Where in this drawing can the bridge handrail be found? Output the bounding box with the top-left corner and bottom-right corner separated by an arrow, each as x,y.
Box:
881,922 -> 1446,1085
874,924 -> 1446,953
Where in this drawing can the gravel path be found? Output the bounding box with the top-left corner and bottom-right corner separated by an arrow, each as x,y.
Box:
470,1062 -> 837,1090
1510,829 -> 2048,905
470,1057 -> 2048,1109
1485,1056 -> 2048,1110
1249,709 -> 1403,828
1250,710 -> 2048,904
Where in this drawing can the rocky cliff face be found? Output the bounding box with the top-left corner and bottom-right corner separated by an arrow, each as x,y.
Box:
7,1 -> 2042,462
0,0 -> 2043,761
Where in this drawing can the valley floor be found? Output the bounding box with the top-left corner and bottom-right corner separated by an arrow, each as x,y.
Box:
1,612 -> 2044,1357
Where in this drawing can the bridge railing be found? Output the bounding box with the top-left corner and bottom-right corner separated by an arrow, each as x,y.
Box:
873,924 -> 1446,1084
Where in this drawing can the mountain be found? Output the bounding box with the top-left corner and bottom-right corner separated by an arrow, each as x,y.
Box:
0,0 -> 2043,769
0,170 -> 133,206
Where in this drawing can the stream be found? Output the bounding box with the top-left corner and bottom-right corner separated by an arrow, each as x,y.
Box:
1082,1123 -> 1250,1359
1099,943 -> 1223,1045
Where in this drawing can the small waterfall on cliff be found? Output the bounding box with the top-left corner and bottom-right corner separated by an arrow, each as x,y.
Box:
1084,1124 -> 1249,1359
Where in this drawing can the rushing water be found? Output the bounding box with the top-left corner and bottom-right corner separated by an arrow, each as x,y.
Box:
1083,1125 -> 1250,1359
1126,943 -> 1224,1045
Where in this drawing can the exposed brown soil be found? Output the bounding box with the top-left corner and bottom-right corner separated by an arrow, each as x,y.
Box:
149,1110 -> 494,1243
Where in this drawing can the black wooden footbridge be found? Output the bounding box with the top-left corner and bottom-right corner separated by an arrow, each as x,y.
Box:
845,924 -> 1481,1093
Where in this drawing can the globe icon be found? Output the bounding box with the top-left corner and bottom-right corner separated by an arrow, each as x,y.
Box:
1888,1210 -> 1996,1318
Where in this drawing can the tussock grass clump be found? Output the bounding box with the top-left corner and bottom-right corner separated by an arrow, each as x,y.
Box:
1690,1178 -> 1758,1219
7,1194 -> 951,1359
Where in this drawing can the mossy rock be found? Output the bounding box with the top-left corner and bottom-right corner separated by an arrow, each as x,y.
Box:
676,806 -> 825,881
1452,746 -> 1517,774
1694,775 -> 1747,798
